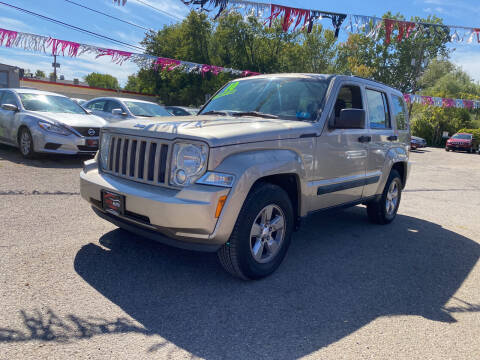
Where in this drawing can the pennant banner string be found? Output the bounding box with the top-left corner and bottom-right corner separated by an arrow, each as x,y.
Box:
0,27 -> 260,77
158,0 -> 480,44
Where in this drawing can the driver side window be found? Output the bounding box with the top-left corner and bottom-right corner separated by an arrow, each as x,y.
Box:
0,91 -> 18,107
333,85 -> 363,124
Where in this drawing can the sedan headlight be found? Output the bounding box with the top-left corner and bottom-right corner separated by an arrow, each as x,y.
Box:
170,142 -> 208,186
38,121 -> 71,136
99,132 -> 111,170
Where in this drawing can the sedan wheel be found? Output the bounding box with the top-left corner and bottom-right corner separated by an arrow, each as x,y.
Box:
19,128 -> 35,158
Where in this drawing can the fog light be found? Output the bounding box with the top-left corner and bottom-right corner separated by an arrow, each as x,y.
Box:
175,169 -> 187,184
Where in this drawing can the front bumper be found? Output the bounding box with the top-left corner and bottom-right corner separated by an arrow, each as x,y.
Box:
80,162 -> 230,249
446,144 -> 470,151
31,126 -> 98,154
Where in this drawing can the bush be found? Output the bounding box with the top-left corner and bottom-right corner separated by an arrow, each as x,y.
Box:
410,105 -> 472,146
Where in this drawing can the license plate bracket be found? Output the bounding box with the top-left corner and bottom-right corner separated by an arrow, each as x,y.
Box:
101,190 -> 125,216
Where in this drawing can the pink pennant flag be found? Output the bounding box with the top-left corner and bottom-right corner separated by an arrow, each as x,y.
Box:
96,49 -> 132,64
154,57 -> 181,71
0,28 -> 18,47
47,38 -> 80,57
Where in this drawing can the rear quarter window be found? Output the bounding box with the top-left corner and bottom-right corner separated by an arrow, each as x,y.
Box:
391,95 -> 408,130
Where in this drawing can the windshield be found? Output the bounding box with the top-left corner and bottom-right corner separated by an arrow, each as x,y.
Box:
452,134 -> 471,140
19,93 -> 86,114
124,101 -> 171,117
200,77 -> 330,121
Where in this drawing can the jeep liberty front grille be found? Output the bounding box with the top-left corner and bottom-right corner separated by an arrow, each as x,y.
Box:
104,134 -> 170,186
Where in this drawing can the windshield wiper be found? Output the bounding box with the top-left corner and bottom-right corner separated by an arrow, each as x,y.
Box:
201,110 -> 229,116
230,111 -> 279,119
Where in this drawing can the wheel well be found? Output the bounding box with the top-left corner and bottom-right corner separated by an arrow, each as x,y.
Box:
392,162 -> 406,188
253,173 -> 300,228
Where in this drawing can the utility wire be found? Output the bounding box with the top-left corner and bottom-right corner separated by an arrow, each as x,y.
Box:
64,0 -> 152,32
0,1 -> 145,52
133,0 -> 185,22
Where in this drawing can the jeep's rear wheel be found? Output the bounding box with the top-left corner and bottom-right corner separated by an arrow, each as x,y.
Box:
217,183 -> 293,280
366,169 -> 402,225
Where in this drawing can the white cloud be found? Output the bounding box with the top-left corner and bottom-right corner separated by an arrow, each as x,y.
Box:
451,48 -> 480,83
0,17 -> 33,32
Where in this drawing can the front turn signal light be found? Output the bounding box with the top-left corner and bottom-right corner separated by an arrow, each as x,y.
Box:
215,195 -> 227,218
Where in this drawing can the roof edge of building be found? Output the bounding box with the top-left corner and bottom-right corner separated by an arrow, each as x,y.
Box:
20,78 -> 156,97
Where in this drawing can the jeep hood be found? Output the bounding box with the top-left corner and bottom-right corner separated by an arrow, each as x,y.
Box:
25,111 -> 107,128
103,115 -> 316,147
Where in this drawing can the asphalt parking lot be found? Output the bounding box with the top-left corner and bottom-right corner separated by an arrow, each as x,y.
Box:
0,145 -> 479,360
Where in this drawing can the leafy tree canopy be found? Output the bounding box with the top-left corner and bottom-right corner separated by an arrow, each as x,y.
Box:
84,73 -> 119,90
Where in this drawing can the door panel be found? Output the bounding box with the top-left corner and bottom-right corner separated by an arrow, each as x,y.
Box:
311,83 -> 369,210
0,91 -> 19,143
363,88 -> 396,198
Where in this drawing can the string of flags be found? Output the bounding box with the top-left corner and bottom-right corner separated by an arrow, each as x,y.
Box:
0,27 -> 259,77
112,0 -> 480,44
403,94 -> 480,110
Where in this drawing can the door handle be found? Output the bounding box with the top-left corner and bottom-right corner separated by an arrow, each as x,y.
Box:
358,135 -> 371,143
387,135 -> 398,141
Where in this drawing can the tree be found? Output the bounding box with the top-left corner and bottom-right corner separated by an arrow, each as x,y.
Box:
336,14 -> 449,94
84,73 -> 119,89
35,70 -> 46,78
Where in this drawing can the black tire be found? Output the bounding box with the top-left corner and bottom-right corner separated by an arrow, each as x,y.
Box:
366,169 -> 402,225
18,127 -> 35,158
217,183 -> 294,280
445,147 -> 449,152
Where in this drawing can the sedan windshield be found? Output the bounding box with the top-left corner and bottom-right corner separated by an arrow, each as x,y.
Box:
200,77 -> 330,121
452,134 -> 472,140
19,93 -> 86,114
124,101 -> 171,117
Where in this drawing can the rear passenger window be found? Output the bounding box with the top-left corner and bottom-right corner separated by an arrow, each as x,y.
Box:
366,89 -> 390,129
333,85 -> 363,122
87,100 -> 106,111
391,95 -> 408,130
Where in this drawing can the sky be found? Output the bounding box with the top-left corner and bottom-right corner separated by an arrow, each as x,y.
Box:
0,0 -> 479,87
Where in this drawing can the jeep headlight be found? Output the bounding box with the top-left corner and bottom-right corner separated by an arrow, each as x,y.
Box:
170,142 -> 208,186
99,132 -> 111,170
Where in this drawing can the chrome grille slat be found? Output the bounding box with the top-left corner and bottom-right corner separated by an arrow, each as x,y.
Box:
103,134 -> 170,186
143,141 -> 151,181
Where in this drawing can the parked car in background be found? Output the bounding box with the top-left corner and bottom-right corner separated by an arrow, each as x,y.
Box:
81,74 -> 411,279
445,133 -> 478,153
0,89 -> 106,158
410,136 -> 427,150
165,106 -> 199,116
71,98 -> 87,106
83,97 -> 172,122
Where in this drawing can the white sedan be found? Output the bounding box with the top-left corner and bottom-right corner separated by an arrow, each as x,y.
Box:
0,88 -> 107,158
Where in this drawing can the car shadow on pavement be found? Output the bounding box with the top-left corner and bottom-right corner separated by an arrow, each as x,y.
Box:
1,208 -> 478,358
0,144 -> 91,169
70,207 -> 480,358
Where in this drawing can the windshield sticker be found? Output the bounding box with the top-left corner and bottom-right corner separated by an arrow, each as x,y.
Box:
213,81 -> 239,99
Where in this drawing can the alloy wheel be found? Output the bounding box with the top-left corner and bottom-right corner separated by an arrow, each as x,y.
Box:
249,204 -> 286,264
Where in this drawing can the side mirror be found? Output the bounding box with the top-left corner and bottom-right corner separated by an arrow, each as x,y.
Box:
112,108 -> 127,116
85,109 -> 93,114
334,108 -> 365,129
1,103 -> 18,112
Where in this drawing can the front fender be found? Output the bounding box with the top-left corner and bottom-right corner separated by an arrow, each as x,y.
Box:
208,149 -> 307,243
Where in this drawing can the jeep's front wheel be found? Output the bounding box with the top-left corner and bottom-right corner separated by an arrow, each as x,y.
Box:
366,169 -> 402,225
217,183 -> 293,280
